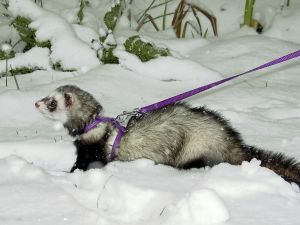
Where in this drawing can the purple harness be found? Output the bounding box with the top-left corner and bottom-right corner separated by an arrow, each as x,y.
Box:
84,50 -> 300,161
84,116 -> 126,161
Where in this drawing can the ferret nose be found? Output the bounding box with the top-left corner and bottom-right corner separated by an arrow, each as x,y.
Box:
35,101 -> 40,108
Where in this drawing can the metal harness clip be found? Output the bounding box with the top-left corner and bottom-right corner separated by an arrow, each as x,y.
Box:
115,108 -> 142,126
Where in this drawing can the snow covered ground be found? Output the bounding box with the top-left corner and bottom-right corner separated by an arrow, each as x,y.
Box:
0,0 -> 300,224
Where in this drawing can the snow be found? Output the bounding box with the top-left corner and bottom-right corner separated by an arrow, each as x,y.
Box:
0,47 -> 51,73
1,43 -> 12,53
164,189 -> 230,225
264,1 -> 300,44
1,0 -> 300,225
9,0 -> 99,71
115,49 -> 222,81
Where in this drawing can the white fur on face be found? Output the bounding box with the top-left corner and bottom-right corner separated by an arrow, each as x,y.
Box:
36,92 -> 69,123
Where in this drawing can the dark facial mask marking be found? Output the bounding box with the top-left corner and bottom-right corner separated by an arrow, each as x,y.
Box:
47,98 -> 57,112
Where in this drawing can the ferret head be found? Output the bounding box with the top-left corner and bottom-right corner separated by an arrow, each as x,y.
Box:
35,85 -> 103,136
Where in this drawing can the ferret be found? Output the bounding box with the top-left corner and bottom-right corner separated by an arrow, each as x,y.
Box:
35,85 -> 300,185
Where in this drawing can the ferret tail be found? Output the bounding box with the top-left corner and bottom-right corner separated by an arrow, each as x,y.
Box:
244,145 -> 300,186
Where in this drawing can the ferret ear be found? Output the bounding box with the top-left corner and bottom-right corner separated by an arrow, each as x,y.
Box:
64,93 -> 73,107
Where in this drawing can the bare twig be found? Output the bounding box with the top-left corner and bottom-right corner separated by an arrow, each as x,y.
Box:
173,4 -> 190,37
137,0 -> 156,22
136,14 -> 159,32
203,28 -> 208,38
12,40 -> 22,49
138,0 -> 218,38
10,65 -> 20,90
171,0 -> 184,27
143,12 -> 176,24
160,207 -> 166,216
191,6 -> 202,36
5,58 -> 8,86
189,4 -> 218,36
162,0 -> 168,30
182,21 -> 200,38
146,0 -> 176,11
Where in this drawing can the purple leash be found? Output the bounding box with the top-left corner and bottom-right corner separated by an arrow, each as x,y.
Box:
139,49 -> 300,113
84,49 -> 300,161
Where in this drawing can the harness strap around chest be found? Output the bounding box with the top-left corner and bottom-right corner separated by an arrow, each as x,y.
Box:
84,116 -> 126,161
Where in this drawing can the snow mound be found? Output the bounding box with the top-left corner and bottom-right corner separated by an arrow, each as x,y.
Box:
0,140 -> 75,171
115,49 -> 222,82
0,47 -> 51,73
164,189 -> 230,225
263,2 -> 300,44
97,178 -> 170,222
0,156 -> 98,225
205,159 -> 298,197
8,0 -> 99,71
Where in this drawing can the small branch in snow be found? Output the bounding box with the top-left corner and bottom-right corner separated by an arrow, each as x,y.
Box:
159,207 -> 166,216
136,14 -> 159,32
10,65 -> 20,90
5,58 -> 8,86
137,0 -> 156,23
143,12 -> 176,24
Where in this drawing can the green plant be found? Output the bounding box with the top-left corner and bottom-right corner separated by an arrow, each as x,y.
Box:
243,0 -> 255,27
77,0 -> 85,24
99,1 -> 122,64
1,0 -> 9,10
0,49 -> 15,60
52,62 -> 76,72
104,3 -> 121,31
11,16 -> 51,51
100,47 -> 119,64
241,0 -> 263,33
124,35 -> 170,62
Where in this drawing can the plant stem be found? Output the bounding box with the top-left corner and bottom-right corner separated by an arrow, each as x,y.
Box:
10,65 -> 20,90
243,0 -> 255,27
162,0 -> 167,30
182,21 -> 200,38
137,0 -> 156,22
148,0 -> 175,11
136,14 -> 159,32
191,6 -> 202,36
5,58 -> 8,87
143,12 -> 176,24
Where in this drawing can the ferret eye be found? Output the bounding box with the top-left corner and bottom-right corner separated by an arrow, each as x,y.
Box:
50,100 -> 57,108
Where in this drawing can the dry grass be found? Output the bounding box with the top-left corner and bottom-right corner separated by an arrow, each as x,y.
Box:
136,0 -> 218,38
